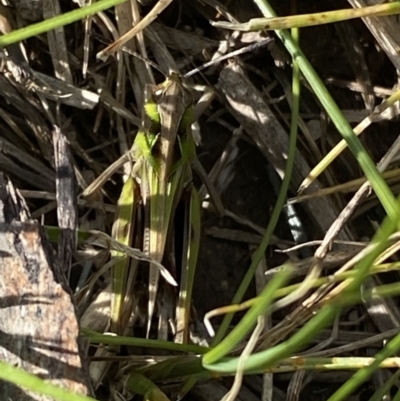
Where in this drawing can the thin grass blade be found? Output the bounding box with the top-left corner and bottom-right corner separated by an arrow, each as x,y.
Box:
175,187 -> 201,344
110,175 -> 137,333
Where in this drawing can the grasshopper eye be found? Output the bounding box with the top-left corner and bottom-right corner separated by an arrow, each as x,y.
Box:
153,88 -> 164,101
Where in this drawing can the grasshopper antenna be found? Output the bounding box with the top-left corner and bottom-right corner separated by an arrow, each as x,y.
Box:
94,34 -> 168,78
184,38 -> 273,78
118,46 -> 168,78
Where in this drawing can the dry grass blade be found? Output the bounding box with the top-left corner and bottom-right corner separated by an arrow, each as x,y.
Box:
306,327 -> 400,358
348,0 -> 400,72
97,0 -> 175,60
81,150 -> 135,198
33,71 -> 100,109
286,370 -> 305,401
289,168 -> 400,205
53,126 -> 77,279
222,316 -> 264,401
43,0 -> 73,83
211,2 -> 400,31
87,230 -> 177,286
335,21 -> 374,111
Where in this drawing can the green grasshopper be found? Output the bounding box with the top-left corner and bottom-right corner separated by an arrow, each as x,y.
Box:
106,72 -> 210,342
84,41 -> 272,343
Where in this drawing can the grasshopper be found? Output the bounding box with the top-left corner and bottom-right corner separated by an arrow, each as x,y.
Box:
83,41 -> 273,344
100,71 -> 213,342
